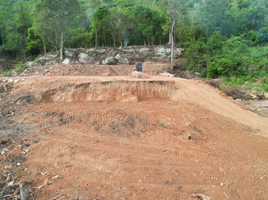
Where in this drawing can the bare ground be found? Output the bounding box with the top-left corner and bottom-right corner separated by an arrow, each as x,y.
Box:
0,75 -> 268,199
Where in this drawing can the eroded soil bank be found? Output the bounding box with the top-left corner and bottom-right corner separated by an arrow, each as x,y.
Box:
0,76 -> 268,199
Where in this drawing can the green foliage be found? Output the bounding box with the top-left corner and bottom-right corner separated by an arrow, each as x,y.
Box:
0,0 -> 268,88
2,61 -> 27,76
256,27 -> 268,45
26,28 -> 42,55
68,28 -> 91,48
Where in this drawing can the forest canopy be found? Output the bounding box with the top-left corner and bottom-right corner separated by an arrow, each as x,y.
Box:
1,0 -> 268,84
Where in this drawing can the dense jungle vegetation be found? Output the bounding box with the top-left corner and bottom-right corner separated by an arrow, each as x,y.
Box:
0,0 -> 268,90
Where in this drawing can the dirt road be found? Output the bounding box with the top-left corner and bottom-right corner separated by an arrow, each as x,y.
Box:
1,76 -> 268,199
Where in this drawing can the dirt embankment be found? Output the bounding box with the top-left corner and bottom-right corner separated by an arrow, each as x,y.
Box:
0,76 -> 268,199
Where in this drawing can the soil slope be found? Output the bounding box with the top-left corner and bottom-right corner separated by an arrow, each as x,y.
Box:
0,76 -> 268,200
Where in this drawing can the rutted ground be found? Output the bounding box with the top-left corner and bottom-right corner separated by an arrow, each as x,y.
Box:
0,76 -> 268,199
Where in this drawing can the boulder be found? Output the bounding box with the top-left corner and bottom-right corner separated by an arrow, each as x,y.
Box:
123,49 -> 135,54
174,48 -> 184,58
139,48 -> 150,52
157,47 -> 167,53
39,57 -> 49,62
11,70 -> 17,77
8,79 -> 13,84
131,71 -> 144,78
160,71 -> 174,77
115,54 -> 129,64
155,48 -> 167,57
86,48 -> 95,53
62,58 -> 70,65
104,57 -> 118,65
26,61 -> 36,68
96,49 -> 107,54
194,72 -> 200,77
79,57 -> 94,64
64,50 -> 75,57
78,53 -> 90,59
45,60 -> 56,66
2,77 -> 9,83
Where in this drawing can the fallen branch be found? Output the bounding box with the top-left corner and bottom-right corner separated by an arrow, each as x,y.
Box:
20,182 -> 30,200
3,85 -> 7,92
51,193 -> 64,200
191,193 -> 211,200
0,183 -> 20,197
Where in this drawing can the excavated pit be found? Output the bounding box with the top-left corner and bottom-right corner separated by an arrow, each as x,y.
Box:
40,80 -> 178,103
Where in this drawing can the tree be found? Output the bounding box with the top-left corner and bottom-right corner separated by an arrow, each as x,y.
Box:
35,0 -> 86,59
133,5 -> 155,45
89,0 -> 102,49
0,0 -> 13,46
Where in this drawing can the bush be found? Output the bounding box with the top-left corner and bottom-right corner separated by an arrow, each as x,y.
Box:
257,27 -> 268,45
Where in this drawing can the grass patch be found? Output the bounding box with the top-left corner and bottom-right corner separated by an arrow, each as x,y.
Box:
2,61 -> 27,77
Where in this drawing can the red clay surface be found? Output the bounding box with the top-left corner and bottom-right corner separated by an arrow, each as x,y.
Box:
1,76 -> 268,199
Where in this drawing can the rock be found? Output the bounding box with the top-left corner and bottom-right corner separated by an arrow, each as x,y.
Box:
174,48 -> 184,58
79,57 -> 94,64
10,70 -> 17,77
1,148 -> 9,155
26,61 -> 36,68
115,54 -> 121,60
8,79 -> 13,84
62,58 -> 70,65
123,49 -> 135,54
139,48 -> 150,52
194,72 -> 200,77
45,60 -> 56,66
160,71 -> 174,77
115,54 -> 129,64
78,53 -> 90,59
155,47 -> 169,57
131,71 -> 144,78
2,77 -> 9,83
86,48 -> 95,53
64,50 -> 75,57
96,49 -> 107,54
48,53 -> 58,58
39,57 -> 49,62
157,47 -> 167,53
104,57 -> 118,65
14,79 -> 20,84
252,103 -> 268,108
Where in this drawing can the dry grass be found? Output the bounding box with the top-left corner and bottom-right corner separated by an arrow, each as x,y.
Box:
205,79 -> 222,89
222,86 -> 246,100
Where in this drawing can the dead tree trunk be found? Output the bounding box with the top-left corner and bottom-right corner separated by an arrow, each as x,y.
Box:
95,19 -> 98,49
170,7 -> 175,71
20,182 -> 29,200
60,32 -> 63,60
